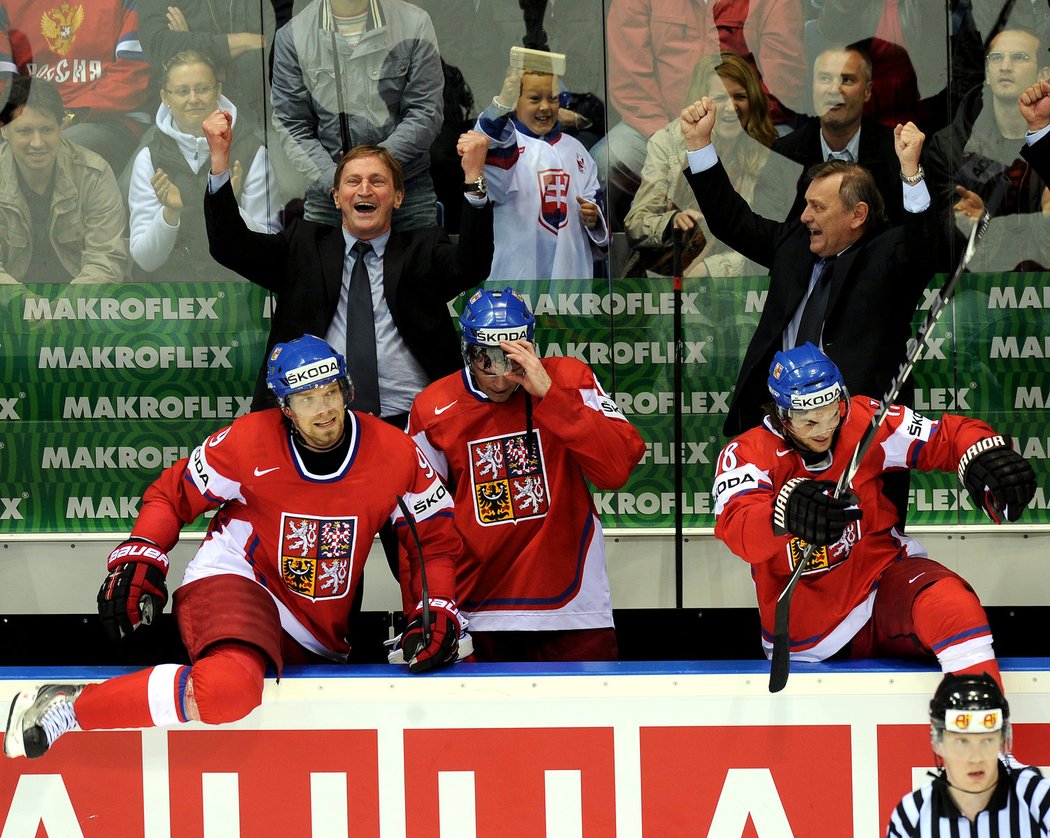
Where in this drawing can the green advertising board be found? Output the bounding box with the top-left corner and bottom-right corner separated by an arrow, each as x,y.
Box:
1,274 -> 1046,533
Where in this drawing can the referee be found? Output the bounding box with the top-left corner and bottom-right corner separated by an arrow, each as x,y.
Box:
887,673 -> 1050,836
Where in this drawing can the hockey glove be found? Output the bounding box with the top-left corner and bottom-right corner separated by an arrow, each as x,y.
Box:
772,478 -> 862,546
959,437 -> 1036,523
97,539 -> 170,641
400,598 -> 466,674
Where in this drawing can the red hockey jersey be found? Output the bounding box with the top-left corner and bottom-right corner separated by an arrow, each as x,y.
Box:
409,358 -> 645,631
132,409 -> 460,661
713,398 -> 1001,660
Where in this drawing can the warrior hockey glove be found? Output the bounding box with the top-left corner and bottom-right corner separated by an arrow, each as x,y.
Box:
97,539 -> 170,641
959,437 -> 1036,524
400,598 -> 465,674
772,478 -> 862,546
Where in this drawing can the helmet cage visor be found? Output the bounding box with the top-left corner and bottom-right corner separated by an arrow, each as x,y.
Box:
781,399 -> 847,440
463,341 -> 524,377
284,378 -> 353,412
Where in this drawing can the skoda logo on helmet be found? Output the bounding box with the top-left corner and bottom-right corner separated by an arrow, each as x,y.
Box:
473,326 -> 530,345
790,384 -> 842,410
283,358 -> 339,388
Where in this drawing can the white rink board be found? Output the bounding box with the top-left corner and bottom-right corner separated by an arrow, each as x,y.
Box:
4,527 -> 1050,613
1,662 -> 1049,837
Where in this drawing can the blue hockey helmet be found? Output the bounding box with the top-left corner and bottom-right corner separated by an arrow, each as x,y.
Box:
459,287 -> 535,375
767,342 -> 847,419
459,287 -> 535,346
266,334 -> 352,403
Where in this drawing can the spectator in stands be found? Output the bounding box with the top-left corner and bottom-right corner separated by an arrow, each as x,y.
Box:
408,288 -> 646,662
0,76 -> 128,285
137,0 -> 277,138
475,65 -> 608,280
270,0 -> 444,230
624,51 -> 776,278
815,0 -> 982,135
593,0 -> 807,225
713,344 -> 1035,683
1019,77 -> 1050,183
886,673 -> 1050,835
127,50 -> 280,281
926,26 -> 1050,273
753,43 -> 906,225
7,0 -> 151,175
3,334 -> 467,762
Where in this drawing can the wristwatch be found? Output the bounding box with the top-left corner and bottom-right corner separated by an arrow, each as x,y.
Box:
900,165 -> 925,185
463,175 -> 487,196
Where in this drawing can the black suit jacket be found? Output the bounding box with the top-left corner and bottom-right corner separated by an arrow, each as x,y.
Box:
686,159 -> 937,437
1021,132 -> 1050,190
752,116 -> 905,226
204,180 -> 494,409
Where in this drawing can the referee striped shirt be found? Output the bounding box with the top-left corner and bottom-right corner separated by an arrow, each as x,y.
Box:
888,758 -> 1050,837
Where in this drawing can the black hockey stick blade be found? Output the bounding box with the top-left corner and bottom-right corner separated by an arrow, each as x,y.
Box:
768,543 -> 816,692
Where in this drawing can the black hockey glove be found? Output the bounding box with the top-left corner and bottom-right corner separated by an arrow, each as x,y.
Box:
772,478 -> 862,546
401,597 -> 464,674
97,539 -> 170,641
959,437 -> 1036,524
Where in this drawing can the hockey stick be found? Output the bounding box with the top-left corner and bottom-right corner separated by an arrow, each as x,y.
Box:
396,495 -> 432,651
672,227 -> 685,609
768,199 -> 996,693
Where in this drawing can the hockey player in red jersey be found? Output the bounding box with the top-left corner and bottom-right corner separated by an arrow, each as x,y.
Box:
713,343 -> 1035,684
408,288 -> 646,661
4,335 -> 467,760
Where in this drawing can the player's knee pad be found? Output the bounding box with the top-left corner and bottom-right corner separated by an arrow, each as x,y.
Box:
913,577 -> 994,669
190,643 -> 266,725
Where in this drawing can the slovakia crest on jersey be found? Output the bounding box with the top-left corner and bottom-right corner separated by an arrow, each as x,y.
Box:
537,168 -> 570,233
470,430 -> 549,526
279,513 -> 355,600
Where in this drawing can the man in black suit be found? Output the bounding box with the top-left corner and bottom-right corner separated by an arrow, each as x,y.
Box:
202,108 -> 494,422
1020,77 -> 1050,180
753,43 -> 905,226
680,98 -> 936,444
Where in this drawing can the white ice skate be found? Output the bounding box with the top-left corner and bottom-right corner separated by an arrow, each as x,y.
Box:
4,684 -> 83,759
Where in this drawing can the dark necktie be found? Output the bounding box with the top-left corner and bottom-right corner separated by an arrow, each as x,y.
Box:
795,256 -> 835,347
346,240 -> 380,415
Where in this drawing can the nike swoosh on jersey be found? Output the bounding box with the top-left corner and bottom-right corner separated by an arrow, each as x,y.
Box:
253,466 -> 280,477
434,401 -> 458,415
908,572 -> 926,584
776,449 -> 792,457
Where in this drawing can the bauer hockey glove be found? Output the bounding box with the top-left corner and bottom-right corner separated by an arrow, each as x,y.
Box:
97,539 -> 170,641
959,437 -> 1036,524
398,598 -> 468,674
772,478 -> 862,546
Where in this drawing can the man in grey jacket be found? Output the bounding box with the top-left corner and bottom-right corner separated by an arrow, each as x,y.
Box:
271,0 -> 443,230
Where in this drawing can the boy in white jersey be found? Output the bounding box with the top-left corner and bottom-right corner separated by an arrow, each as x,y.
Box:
475,65 -> 609,280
